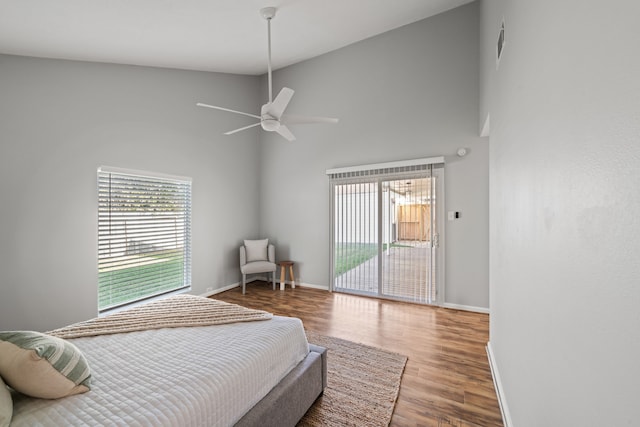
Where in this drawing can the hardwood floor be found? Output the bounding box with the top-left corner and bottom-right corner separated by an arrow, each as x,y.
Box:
214,282 -> 503,427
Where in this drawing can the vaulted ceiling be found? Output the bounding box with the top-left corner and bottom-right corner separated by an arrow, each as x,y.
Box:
0,0 -> 474,74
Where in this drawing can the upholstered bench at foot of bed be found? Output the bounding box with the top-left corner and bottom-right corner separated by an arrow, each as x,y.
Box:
234,344 -> 327,427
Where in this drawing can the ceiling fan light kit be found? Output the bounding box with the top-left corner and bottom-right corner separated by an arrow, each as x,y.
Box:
197,6 -> 339,141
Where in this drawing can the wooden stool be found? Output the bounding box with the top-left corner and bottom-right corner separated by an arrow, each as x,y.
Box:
278,261 -> 295,291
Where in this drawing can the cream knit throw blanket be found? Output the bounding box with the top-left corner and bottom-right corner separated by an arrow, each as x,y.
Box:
48,294 -> 273,339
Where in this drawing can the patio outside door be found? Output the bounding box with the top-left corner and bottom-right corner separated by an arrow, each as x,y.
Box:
329,163 -> 444,305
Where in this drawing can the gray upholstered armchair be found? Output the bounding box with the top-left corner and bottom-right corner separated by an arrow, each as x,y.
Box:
239,239 -> 277,294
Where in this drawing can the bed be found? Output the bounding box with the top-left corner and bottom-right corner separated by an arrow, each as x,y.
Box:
1,295 -> 327,427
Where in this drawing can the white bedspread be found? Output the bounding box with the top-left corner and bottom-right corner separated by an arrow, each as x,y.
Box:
10,316 -> 309,427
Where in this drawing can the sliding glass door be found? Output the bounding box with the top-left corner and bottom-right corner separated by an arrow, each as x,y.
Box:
329,162 -> 444,305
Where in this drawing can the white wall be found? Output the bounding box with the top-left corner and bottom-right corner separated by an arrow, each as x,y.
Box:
0,55 -> 261,331
260,2 -> 489,308
481,0 -> 640,424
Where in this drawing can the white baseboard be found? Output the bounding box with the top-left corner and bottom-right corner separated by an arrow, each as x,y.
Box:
275,279 -> 329,291
203,283 -> 483,303
199,278 -> 329,297
442,302 -> 490,314
486,341 -> 512,427
293,281 -> 329,290
199,282 -> 241,297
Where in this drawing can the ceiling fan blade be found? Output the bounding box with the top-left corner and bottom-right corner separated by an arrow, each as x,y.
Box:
267,87 -> 295,119
224,122 -> 262,135
196,103 -> 261,119
281,114 -> 339,125
275,125 -> 296,141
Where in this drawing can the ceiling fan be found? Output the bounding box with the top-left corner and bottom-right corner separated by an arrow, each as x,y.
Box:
197,7 -> 338,141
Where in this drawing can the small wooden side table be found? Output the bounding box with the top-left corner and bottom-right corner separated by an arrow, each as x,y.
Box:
278,261 -> 295,291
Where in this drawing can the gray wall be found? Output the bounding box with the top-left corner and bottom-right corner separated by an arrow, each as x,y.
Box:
260,2 -> 489,308
480,0 -> 640,425
0,2 -> 491,332
0,55 -> 261,331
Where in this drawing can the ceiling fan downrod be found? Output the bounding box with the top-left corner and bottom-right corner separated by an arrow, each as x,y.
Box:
260,7 -> 277,104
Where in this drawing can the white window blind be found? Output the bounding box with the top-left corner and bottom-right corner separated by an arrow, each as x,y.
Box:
97,167 -> 192,312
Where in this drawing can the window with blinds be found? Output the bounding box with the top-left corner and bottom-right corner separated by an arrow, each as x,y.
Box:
97,167 -> 192,312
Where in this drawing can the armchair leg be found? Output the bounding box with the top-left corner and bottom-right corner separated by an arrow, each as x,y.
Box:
242,274 -> 246,294
272,271 -> 276,290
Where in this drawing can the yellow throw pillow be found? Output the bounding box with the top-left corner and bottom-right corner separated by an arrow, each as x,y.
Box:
0,331 -> 91,399
0,376 -> 11,427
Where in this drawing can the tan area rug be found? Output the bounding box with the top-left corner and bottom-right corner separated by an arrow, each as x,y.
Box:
299,330 -> 408,427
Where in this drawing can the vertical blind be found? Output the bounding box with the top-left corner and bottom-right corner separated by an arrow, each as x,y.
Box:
97,167 -> 192,312
328,158 -> 443,305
